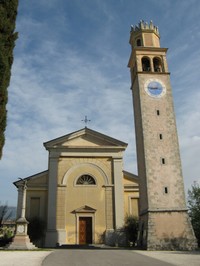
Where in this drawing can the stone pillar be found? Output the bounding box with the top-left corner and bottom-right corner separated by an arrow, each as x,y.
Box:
16,182 -> 28,233
19,182 -> 27,219
16,184 -> 23,219
8,180 -> 36,250
150,57 -> 154,72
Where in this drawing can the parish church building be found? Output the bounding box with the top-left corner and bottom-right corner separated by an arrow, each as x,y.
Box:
14,127 -> 139,247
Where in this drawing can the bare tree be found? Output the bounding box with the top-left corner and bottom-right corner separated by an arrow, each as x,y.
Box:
0,203 -> 12,227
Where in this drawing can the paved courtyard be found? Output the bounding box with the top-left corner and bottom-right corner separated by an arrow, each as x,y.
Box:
0,249 -> 200,266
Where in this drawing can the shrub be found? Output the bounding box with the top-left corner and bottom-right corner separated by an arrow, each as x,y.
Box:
27,217 -> 46,242
188,182 -> 200,247
124,215 -> 139,246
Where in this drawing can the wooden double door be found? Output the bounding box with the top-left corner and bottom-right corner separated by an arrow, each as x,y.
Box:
79,217 -> 92,245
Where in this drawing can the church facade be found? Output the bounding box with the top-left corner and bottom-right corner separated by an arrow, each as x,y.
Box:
14,128 -> 139,247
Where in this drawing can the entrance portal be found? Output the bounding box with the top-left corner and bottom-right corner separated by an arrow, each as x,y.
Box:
79,217 -> 92,244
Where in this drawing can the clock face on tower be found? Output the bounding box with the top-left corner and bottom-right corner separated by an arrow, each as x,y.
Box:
144,79 -> 166,98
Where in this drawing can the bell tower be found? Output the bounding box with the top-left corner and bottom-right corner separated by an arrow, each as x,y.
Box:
128,20 -> 197,250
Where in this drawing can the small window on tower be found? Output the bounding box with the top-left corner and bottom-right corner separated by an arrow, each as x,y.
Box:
156,110 -> 160,116
136,39 -> 141,46
164,187 -> 168,194
161,158 -> 166,164
159,134 -> 163,140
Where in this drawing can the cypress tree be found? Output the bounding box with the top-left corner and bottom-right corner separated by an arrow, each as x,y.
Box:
0,0 -> 18,158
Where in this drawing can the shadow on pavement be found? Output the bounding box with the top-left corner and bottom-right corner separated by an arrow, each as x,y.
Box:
57,244 -> 200,254
57,244 -> 141,250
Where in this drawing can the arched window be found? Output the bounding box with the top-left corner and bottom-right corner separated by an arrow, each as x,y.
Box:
76,175 -> 96,185
153,57 -> 162,72
136,39 -> 141,46
142,57 -> 151,72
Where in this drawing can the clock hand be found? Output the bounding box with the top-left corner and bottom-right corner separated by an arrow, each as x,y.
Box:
149,86 -> 158,90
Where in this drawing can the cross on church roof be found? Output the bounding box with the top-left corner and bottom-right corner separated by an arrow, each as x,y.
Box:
81,115 -> 91,127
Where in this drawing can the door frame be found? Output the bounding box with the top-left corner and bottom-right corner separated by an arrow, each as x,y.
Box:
75,213 -> 95,244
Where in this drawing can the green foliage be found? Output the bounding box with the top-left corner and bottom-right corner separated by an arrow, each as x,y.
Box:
0,226 -> 14,247
188,182 -> 200,247
28,217 -> 46,242
3,227 -> 13,239
0,0 -> 18,158
0,203 -> 14,246
124,215 -> 139,245
0,226 -> 14,238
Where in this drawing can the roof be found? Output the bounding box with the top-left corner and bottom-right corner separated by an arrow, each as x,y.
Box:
13,170 -> 48,187
123,170 -> 139,183
43,127 -> 128,150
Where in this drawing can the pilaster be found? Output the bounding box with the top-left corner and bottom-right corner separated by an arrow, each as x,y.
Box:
112,158 -> 124,229
45,155 -> 59,247
104,185 -> 114,229
56,185 -> 67,245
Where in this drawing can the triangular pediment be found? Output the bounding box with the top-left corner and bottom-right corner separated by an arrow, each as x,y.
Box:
72,205 -> 96,213
44,128 -> 127,150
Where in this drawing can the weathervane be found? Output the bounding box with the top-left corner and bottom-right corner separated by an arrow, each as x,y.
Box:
81,115 -> 91,128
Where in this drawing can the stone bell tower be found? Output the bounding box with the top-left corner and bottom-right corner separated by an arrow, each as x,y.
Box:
128,20 -> 197,250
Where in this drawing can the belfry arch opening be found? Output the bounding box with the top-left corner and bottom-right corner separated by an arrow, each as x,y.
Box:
153,57 -> 162,72
142,57 -> 151,72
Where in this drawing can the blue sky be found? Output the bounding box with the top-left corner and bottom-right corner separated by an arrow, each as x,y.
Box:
1,0 -> 200,206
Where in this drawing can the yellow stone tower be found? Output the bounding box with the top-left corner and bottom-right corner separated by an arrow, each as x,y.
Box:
128,20 -> 197,250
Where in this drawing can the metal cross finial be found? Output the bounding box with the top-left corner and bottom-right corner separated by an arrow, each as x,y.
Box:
81,115 -> 91,127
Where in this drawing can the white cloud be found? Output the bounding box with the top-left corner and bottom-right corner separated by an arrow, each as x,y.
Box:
1,0 -> 200,206
177,90 -> 200,190
1,29 -> 136,206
